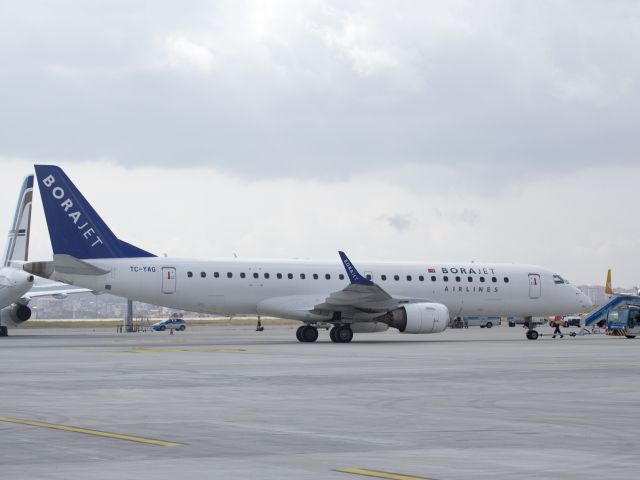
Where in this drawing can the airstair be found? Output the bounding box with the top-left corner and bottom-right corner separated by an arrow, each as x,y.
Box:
583,295 -> 640,327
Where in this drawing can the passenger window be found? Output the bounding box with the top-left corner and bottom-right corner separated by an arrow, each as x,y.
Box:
227,272 -> 233,278
480,276 -> 485,283
214,272 -> 219,278
365,274 -> 372,280
419,275 -> 424,281
325,274 -> 331,280
277,273 -> 282,279
394,275 -> 399,281
455,276 -> 461,282
313,274 -> 318,280
187,272 -> 193,278
240,272 -> 246,279
381,275 -> 387,281
431,276 -> 436,282
443,276 -> 449,282
253,272 -> 259,279
264,273 -> 270,279
492,277 -> 497,283
468,276 -> 473,282
288,273 -> 293,279
339,274 -> 345,280
201,272 -> 206,278
406,275 -> 412,281
504,277 -> 509,283
300,273 -> 306,279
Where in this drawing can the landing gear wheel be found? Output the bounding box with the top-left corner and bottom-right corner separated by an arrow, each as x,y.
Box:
0,326 -> 8,337
297,325 -> 318,342
526,330 -> 539,340
486,322 -> 493,328
301,326 -> 318,342
626,335 -> 636,339
332,325 -> 353,343
329,326 -> 337,343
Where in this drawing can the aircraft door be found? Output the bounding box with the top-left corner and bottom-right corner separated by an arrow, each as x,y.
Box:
162,267 -> 177,294
529,274 -> 541,299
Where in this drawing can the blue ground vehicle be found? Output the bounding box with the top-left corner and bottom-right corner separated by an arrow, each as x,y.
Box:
607,306 -> 640,339
152,318 -> 187,331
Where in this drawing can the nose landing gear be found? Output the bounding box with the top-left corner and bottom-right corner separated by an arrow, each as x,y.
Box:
524,316 -> 539,340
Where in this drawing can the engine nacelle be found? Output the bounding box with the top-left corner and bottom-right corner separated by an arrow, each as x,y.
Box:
378,302 -> 449,334
0,304 -> 32,327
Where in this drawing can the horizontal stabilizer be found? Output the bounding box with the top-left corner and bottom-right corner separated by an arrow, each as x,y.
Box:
24,255 -> 110,277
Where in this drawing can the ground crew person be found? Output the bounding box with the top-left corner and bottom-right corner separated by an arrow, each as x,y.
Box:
552,320 -> 564,339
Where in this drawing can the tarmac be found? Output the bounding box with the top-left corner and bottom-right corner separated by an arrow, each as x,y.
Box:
1,324 -> 639,480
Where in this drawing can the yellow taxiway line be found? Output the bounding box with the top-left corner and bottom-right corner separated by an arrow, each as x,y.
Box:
0,417 -> 181,447
335,468 -> 432,480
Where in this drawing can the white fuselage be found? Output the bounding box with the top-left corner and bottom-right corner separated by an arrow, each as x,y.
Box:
51,257 -> 592,321
0,267 -> 33,309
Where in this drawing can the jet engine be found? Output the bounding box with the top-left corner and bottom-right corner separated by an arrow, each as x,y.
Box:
378,302 -> 449,334
0,304 -> 32,327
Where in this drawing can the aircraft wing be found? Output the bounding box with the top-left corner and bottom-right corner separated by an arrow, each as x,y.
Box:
255,252 -> 432,322
312,252 -> 431,316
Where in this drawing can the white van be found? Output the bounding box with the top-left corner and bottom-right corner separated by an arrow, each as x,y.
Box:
465,317 -> 501,328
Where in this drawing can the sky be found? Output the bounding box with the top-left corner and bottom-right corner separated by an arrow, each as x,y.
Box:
0,1 -> 638,286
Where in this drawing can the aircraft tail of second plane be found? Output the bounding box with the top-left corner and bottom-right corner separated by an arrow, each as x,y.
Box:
2,175 -> 33,268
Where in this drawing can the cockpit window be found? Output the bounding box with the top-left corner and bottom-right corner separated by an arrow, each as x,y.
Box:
553,275 -> 569,285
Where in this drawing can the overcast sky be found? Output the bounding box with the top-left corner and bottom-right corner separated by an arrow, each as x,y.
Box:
0,1 -> 638,286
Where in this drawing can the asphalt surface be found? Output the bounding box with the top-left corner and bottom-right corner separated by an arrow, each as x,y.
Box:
1,324 -> 639,479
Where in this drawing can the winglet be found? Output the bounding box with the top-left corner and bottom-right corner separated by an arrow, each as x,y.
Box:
339,251 -> 374,286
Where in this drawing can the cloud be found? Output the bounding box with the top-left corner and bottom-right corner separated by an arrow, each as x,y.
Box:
0,1 -> 637,184
384,214 -> 412,232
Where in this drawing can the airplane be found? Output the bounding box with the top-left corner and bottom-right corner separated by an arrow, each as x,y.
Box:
25,165 -> 593,342
1,174 -> 90,337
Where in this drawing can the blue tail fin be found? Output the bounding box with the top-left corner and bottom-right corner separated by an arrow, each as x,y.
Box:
2,175 -> 33,267
34,165 -> 155,259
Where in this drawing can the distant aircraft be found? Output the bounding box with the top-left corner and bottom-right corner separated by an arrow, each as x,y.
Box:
604,268 -> 639,299
27,165 -> 592,342
605,268 -> 615,296
0,175 -> 89,336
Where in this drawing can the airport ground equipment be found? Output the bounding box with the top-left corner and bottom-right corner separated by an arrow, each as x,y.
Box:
583,295 -> 640,327
606,305 -> 640,339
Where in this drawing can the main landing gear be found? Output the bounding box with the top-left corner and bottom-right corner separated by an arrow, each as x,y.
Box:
330,325 -> 353,343
296,325 -> 319,343
295,324 -> 354,343
0,326 -> 8,337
